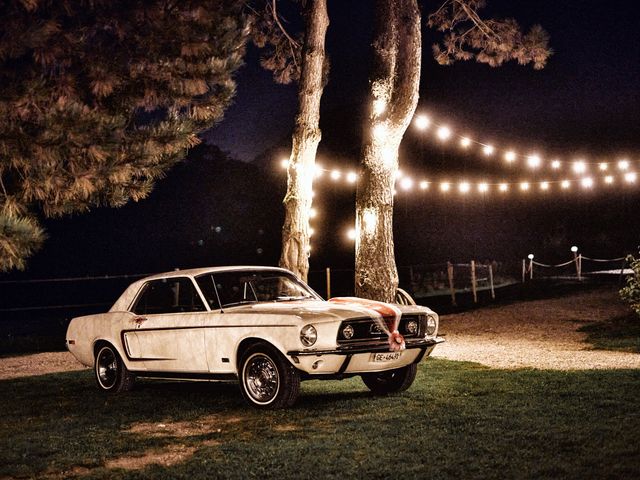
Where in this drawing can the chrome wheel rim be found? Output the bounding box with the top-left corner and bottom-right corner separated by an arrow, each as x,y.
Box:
244,353 -> 280,404
97,347 -> 118,389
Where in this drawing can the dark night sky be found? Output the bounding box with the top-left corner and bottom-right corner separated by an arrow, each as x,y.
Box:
4,0 -> 640,283
207,0 -> 640,161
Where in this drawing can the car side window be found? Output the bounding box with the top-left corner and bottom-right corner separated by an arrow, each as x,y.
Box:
132,277 -> 206,314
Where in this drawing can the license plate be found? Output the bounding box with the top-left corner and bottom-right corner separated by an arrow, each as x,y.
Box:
372,352 -> 402,362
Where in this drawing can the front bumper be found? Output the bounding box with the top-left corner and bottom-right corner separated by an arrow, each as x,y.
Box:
287,336 -> 445,376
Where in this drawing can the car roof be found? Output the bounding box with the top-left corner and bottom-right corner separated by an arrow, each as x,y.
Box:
109,266 -> 296,312
140,265 -> 293,281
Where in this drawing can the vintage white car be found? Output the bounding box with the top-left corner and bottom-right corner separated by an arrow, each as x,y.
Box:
66,266 -> 443,408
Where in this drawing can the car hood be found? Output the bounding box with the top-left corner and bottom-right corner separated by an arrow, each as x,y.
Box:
223,299 -> 427,323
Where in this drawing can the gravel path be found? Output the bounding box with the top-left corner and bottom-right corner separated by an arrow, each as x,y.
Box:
1,287 -> 638,380
432,287 -> 640,370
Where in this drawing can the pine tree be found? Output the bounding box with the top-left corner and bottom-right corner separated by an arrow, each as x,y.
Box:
0,0 -> 248,271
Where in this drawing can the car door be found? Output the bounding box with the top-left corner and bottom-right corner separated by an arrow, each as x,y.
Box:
125,277 -> 209,373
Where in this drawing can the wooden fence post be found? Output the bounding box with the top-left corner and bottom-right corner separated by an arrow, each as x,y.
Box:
325,267 -> 331,299
489,264 -> 495,300
471,260 -> 478,303
447,262 -> 456,306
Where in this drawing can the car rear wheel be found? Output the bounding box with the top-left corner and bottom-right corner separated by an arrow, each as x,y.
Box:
239,342 -> 300,408
94,344 -> 135,392
361,363 -> 417,395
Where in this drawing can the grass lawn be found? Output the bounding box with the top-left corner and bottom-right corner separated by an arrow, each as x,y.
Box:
1,359 -> 639,479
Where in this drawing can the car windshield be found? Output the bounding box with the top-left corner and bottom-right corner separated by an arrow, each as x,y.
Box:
195,270 -> 320,309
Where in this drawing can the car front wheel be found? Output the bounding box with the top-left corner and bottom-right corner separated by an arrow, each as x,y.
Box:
361,363 -> 417,395
94,344 -> 135,393
239,342 -> 300,408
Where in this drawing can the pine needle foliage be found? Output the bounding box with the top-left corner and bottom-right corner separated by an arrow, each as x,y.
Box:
428,0 -> 552,69
0,0 -> 248,270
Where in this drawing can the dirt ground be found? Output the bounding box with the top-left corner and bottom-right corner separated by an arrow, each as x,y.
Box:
1,287 -> 638,380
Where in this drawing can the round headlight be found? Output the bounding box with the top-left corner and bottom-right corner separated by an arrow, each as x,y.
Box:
426,314 -> 437,335
300,324 -> 317,347
406,320 -> 418,335
342,324 -> 354,340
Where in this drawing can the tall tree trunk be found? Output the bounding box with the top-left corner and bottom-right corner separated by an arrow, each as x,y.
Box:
355,0 -> 421,302
279,0 -> 329,281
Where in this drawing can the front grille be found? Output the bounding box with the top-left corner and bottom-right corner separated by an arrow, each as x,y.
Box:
337,315 -> 425,345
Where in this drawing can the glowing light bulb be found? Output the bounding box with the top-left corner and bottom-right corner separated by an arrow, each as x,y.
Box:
520,182 -> 530,191
604,175 -> 614,184
499,183 -> 508,192
346,172 -> 357,183
281,159 -> 289,169
330,169 -> 341,180
504,151 -> 516,162
419,180 -> 429,190
459,182 -> 470,193
437,126 -> 452,141
618,160 -> 630,170
440,182 -> 451,192
573,160 -> 587,174
478,182 -> 489,193
561,180 -> 571,189
482,145 -> 495,156
624,172 -> 637,183
309,208 -> 318,218
540,181 -> 549,191
314,164 -> 324,178
347,228 -> 356,241
581,177 -> 594,188
460,137 -> 472,148
551,160 -> 561,169
309,227 -> 315,237
414,115 -> 431,130
400,177 -> 413,191
395,169 -> 404,179
527,155 -> 542,169
599,162 -> 608,171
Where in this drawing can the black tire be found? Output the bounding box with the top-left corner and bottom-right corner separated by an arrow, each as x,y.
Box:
94,344 -> 135,393
361,363 -> 417,395
239,342 -> 300,409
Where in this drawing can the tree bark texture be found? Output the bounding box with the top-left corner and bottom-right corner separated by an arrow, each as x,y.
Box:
355,0 -> 421,302
279,0 -> 329,282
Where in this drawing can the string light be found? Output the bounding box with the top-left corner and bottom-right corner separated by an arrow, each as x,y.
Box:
437,126 -> 452,141
581,177 -> 594,188
409,111 -> 639,174
625,172 -> 637,183
440,182 -> 451,192
419,180 -> 429,190
330,169 -> 341,180
414,115 -> 431,130
347,228 -> 356,241
346,171 -> 358,183
478,182 -> 489,193
599,162 -> 608,171
309,208 -> 318,218
573,161 -> 587,174
604,175 -> 614,184
527,155 -> 542,169
504,151 -> 517,162
540,181 -> 549,191
400,177 -> 414,190
459,182 -> 471,193
281,159 -> 289,169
